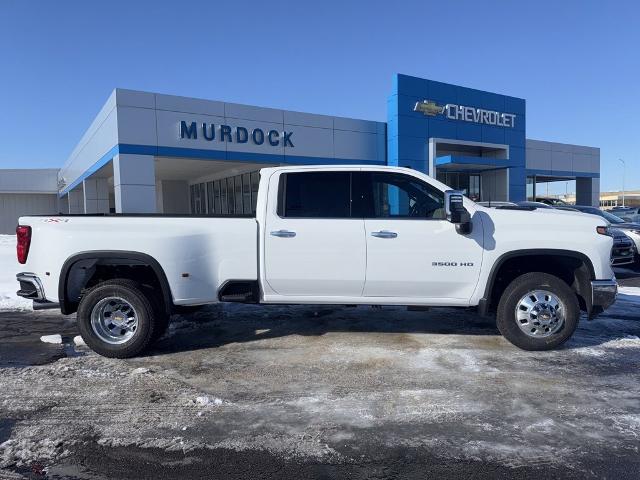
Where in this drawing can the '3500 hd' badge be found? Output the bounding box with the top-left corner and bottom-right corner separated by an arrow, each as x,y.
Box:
432,262 -> 474,267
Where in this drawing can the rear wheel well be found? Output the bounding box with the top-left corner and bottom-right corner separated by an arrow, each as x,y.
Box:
486,253 -> 593,314
59,253 -> 173,315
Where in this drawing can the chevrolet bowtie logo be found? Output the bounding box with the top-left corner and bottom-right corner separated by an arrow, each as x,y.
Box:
414,100 -> 444,116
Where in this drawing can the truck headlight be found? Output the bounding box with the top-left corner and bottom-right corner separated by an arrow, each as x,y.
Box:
596,226 -> 613,237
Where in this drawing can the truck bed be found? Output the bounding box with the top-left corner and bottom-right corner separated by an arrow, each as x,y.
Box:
20,215 -> 258,305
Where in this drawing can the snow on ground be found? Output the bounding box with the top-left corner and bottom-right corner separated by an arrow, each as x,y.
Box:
1,293 -> 639,473
0,235 -> 31,311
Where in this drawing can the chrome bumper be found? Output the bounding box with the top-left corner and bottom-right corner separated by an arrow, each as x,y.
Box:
16,273 -> 60,310
16,272 -> 45,301
591,279 -> 618,310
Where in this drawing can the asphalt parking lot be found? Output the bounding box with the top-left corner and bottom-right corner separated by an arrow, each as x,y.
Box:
1,269 -> 639,479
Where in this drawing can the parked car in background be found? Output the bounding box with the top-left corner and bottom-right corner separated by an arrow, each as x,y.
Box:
554,206 -> 580,212
567,205 -> 640,267
610,206 -> 640,223
535,197 -> 568,206
516,201 -> 554,209
476,201 -> 517,208
609,228 -> 637,266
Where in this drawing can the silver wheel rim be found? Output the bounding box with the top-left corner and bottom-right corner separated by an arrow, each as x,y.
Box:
515,289 -> 565,338
90,296 -> 138,345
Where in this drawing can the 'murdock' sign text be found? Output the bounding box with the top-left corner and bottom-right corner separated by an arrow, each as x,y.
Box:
180,121 -> 294,147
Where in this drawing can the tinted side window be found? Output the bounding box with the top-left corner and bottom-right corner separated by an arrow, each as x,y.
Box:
356,172 -> 445,219
279,172 -> 351,218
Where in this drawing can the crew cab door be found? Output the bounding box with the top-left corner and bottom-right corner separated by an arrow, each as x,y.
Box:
356,171 -> 483,301
263,170 -> 366,297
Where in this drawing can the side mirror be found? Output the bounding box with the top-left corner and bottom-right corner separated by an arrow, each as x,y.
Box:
445,190 -> 472,235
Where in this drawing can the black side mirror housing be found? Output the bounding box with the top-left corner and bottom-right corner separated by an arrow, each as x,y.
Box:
445,190 -> 472,235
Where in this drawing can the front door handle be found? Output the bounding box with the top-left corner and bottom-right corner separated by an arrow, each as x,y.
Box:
270,229 -> 296,238
371,230 -> 398,239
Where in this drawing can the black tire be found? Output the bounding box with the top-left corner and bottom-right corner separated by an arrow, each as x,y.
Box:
77,279 -> 158,358
496,272 -> 580,351
151,311 -> 170,342
143,287 -> 170,342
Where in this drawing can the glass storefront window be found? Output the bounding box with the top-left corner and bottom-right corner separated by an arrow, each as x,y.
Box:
242,173 -> 252,214
189,170 -> 262,216
468,175 -> 480,202
435,171 -> 481,201
220,180 -> 228,214
207,181 -> 214,214
234,176 -> 243,214
526,176 -> 536,201
250,171 -> 260,214
214,180 -> 221,214
227,178 -> 235,215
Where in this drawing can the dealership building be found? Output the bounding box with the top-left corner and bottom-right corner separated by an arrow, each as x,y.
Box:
0,74 -> 601,232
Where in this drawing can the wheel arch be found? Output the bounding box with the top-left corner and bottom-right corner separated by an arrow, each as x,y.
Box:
479,249 -> 596,316
58,251 -> 174,315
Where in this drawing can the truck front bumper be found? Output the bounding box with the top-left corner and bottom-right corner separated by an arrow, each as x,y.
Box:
591,279 -> 618,313
16,273 -> 59,310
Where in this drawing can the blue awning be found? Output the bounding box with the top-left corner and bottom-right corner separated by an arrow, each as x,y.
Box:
435,155 -> 512,171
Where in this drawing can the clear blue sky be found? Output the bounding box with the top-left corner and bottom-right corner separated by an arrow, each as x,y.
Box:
0,0 -> 638,192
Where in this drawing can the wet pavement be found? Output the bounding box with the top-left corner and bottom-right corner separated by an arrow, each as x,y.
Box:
0,267 -> 638,479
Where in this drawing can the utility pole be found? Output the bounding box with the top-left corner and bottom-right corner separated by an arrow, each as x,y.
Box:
619,158 -> 626,207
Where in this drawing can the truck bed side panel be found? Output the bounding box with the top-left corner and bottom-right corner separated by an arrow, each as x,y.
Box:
19,216 -> 258,305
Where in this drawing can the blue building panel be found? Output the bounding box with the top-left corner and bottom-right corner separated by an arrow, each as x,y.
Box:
455,123 -> 483,142
481,125 -> 505,144
388,115 -> 428,139
426,80 -> 459,104
505,129 -> 526,148
509,146 -> 526,165
504,95 -> 526,115
427,121 -> 456,140
388,74 -> 528,202
509,184 -> 526,202
386,136 -> 399,167
397,136 -> 428,162
398,158 -> 429,171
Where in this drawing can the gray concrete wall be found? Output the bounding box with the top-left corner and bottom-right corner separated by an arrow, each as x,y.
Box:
0,193 -> 60,234
481,169 -> 509,202
161,180 -> 189,214
0,169 -> 59,193
576,177 -> 600,206
526,139 -> 599,175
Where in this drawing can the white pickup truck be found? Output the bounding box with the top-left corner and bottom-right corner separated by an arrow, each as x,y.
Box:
16,165 -> 617,357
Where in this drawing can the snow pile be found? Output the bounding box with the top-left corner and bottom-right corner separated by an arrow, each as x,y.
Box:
0,437 -> 70,469
0,235 -> 32,311
194,395 -> 224,406
130,367 -> 151,375
40,334 -> 62,344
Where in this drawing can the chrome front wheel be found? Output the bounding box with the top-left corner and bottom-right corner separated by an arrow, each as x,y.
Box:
515,289 -> 565,338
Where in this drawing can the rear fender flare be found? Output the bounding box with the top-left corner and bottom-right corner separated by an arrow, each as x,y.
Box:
58,251 -> 173,315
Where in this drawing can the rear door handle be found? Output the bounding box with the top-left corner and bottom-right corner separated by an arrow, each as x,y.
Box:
270,229 -> 296,238
371,230 -> 398,239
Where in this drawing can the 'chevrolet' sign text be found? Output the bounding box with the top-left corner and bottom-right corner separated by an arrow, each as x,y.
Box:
414,100 -> 516,128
